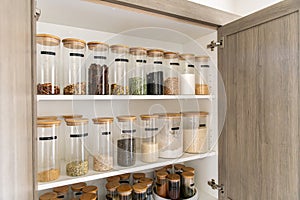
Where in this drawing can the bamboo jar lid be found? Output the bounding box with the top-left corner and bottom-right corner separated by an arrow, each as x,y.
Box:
110,44 -> 129,53
117,115 -> 137,122
132,183 -> 148,193
80,193 -> 97,200
62,38 -> 86,49
129,47 -> 147,55
62,114 -> 83,119
117,184 -> 132,196
39,192 -> 58,200
87,41 -> 109,51
53,185 -> 69,193
37,120 -> 61,128
156,171 -> 168,179
92,117 -> 114,124
158,113 -> 181,118
140,114 -> 159,120
181,171 -> 195,178
182,111 -> 209,116
133,173 -> 146,180
82,185 -> 98,194
139,177 -> 153,186
65,118 -> 88,126
195,55 -> 209,62
182,166 -> 195,173
147,49 -> 164,57
106,175 -> 120,182
179,53 -> 195,60
174,164 -> 185,170
167,174 -> 180,181
164,51 -> 179,59
71,182 -> 87,192
120,173 -> 131,180
36,34 -> 60,46
105,181 -> 120,191
37,116 -> 58,120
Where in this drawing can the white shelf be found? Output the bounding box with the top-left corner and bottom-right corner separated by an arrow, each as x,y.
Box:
37,95 -> 212,101
38,151 -> 216,191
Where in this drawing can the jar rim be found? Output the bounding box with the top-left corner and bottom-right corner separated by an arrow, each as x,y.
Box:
92,117 -> 114,124
62,38 -> 86,49
36,33 -> 60,46
87,41 -> 109,51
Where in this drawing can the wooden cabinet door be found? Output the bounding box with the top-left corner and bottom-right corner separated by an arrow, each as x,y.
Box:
218,0 -> 300,199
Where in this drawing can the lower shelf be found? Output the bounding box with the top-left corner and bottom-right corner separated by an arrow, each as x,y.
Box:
37,151 -> 216,191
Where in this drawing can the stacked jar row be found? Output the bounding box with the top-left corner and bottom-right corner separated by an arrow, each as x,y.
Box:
37,112 -> 209,182
36,34 -> 211,96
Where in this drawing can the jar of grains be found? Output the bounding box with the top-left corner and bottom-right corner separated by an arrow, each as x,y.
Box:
62,38 -> 86,95
132,183 -> 147,200
195,56 -> 211,95
179,54 -> 195,94
110,45 -> 130,95
65,118 -> 89,176
116,116 -> 137,166
53,185 -> 70,200
71,182 -> 87,199
129,47 -> 147,95
36,34 -> 61,95
163,52 -> 180,95
87,42 -> 109,95
146,49 -> 164,95
37,119 -> 61,182
92,117 -> 114,172
106,181 -> 120,200
167,174 -> 180,200
117,184 -> 133,200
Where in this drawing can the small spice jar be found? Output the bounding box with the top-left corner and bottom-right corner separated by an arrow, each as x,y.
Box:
106,181 -> 120,200
87,42 -> 109,95
107,175 -> 121,183
62,38 -> 86,95
71,182 -> 87,198
65,118 -> 89,176
181,172 -> 195,198
164,52 -> 180,95
129,47 -> 147,95
92,117 -> 114,172
139,178 -> 153,200
117,184 -> 133,200
133,173 -> 146,184
132,183 -> 148,200
155,171 -> 168,198
167,174 -> 180,200
37,119 -> 61,182
80,193 -> 97,200
180,54 -> 195,95
163,165 -> 173,174
119,173 -> 131,184
174,164 -> 185,175
116,116 -> 137,167
146,49 -> 164,95
36,34 -> 61,95
195,56 -> 210,95
82,185 -> 98,199
140,114 -> 159,163
182,167 -> 195,173
53,185 -> 69,199
110,44 -> 130,95
40,192 -> 58,200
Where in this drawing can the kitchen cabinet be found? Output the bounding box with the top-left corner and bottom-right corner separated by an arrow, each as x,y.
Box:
0,0 -> 299,199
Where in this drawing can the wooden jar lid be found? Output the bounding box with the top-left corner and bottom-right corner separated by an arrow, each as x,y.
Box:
105,181 -> 120,191
129,47 -> 147,55
37,120 -> 61,127
87,41 -> 109,51
117,115 -> 137,122
71,182 -> 87,192
110,44 -> 129,53
39,192 -> 58,200
195,55 -> 209,62
139,177 -> 153,186
117,184 -> 132,195
174,164 -> 185,170
158,113 -> 181,118
37,116 -> 58,120
181,171 -> 195,178
36,34 -> 60,46
92,117 -> 114,124
164,51 -> 179,59
62,38 -> 86,49
133,173 -> 146,180
179,53 -> 195,60
132,183 -> 148,193
62,114 -> 83,119
106,175 -> 120,182
80,193 -> 97,200
119,173 -> 131,180
65,118 -> 88,126
182,111 -> 209,116
182,166 -> 195,173
140,114 -> 159,120
147,49 -> 164,57
82,185 -> 98,193
167,174 -> 180,181
156,171 -> 168,178
53,185 -> 69,193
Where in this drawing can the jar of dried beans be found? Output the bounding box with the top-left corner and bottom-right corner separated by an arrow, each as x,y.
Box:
164,52 -> 180,95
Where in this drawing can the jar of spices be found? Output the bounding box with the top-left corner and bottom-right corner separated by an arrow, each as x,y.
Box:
37,119 -> 61,182
39,192 -> 58,200
140,114 -> 159,163
132,183 -> 147,200
107,175 -> 121,183
65,118 -> 89,176
155,171 -> 168,198
119,173 -> 131,184
116,116 -> 137,167
182,166 -> 195,173
106,181 -> 120,200
167,174 -> 180,200
158,113 -> 183,158
180,54 -> 195,95
82,185 -> 98,199
181,172 -> 195,198
62,38 -> 86,95
80,193 -> 97,200
129,47 -> 147,95
36,34 -> 61,95
195,56 -> 211,95
182,112 -> 209,153
163,165 -> 173,174
87,42 -> 109,95
163,52 -> 180,95
53,185 -> 70,199
174,164 -> 185,175
139,178 -> 153,200
71,182 -> 87,199
133,173 -> 146,184
92,117 -> 114,172
110,45 -> 130,95
117,184 -> 132,200
146,49 -> 164,95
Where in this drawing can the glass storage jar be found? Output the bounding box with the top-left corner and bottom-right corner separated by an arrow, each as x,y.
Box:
117,184 -> 132,200
65,118 -> 89,176
146,49 -> 164,95
110,45 -> 130,95
140,114 -> 159,163
87,42 -> 109,95
36,34 -> 61,95
92,117 -> 114,171
182,112 -> 208,153
37,119 -> 61,182
106,181 -> 120,200
163,52 -> 180,95
129,47 -> 147,95
119,173 -> 131,184
180,54 -> 195,94
174,164 -> 185,175
155,171 -> 168,198
133,173 -> 146,184
139,178 -> 153,200
39,192 -> 58,200
71,182 -> 87,199
167,174 -> 180,200
82,185 -> 98,198
62,38 -> 86,95
181,172 -> 195,198
116,115 -> 137,167
158,113 -> 183,158
195,56 -> 210,95
53,185 -> 69,199
132,183 -> 147,200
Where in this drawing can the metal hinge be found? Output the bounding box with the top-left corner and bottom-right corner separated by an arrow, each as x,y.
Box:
208,179 -> 225,194
207,37 -> 224,51
35,7 -> 41,21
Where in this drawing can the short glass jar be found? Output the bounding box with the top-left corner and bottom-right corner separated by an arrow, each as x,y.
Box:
132,183 -> 147,200
181,172 -> 195,198
106,181 -> 120,200
139,177 -> 153,200
117,184 -> 132,200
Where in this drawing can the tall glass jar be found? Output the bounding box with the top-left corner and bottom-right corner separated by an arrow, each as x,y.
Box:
180,54 -> 195,95
116,116 -> 137,166
146,49 -> 164,95
110,45 -> 129,95
195,56 -> 210,95
132,183 -> 147,200
158,113 -> 183,158
163,52 -> 179,95
53,185 -> 69,200
139,178 -> 153,200
87,42 -> 109,95
140,114 -> 159,163
62,38 -> 86,95
37,119 -> 61,182
129,47 -> 147,95
65,118 -> 89,176
36,34 -> 61,95
181,172 -> 195,198
117,184 -> 132,200
106,181 -> 120,200
92,117 -> 114,171
167,174 -> 180,200
155,171 -> 168,198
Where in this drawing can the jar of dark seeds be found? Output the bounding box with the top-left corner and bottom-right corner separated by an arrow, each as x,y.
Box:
163,52 -> 180,95
87,42 -> 109,95
116,115 -> 137,167
146,49 -> 164,95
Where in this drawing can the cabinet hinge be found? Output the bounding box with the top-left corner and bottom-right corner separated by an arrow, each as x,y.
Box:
208,179 -> 225,194
207,37 -> 224,51
35,7 -> 41,21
